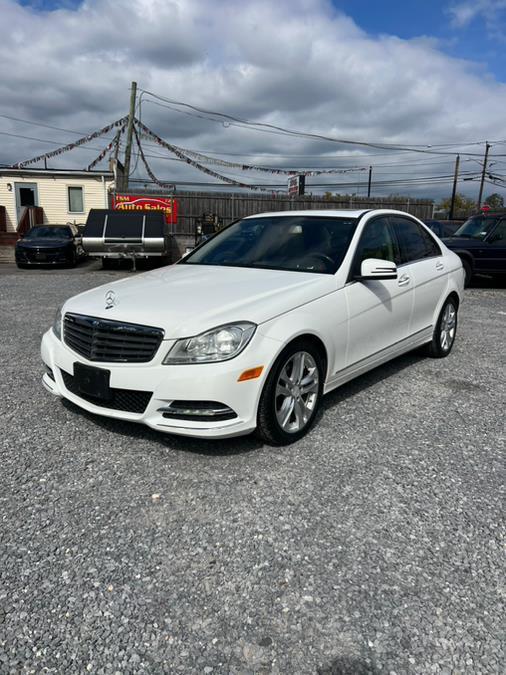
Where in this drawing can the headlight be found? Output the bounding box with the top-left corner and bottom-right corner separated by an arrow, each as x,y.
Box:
163,322 -> 256,364
52,306 -> 63,340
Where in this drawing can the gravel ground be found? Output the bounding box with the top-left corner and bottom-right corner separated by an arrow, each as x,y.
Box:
0,262 -> 504,674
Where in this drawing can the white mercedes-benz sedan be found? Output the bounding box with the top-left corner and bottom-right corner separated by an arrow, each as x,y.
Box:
41,209 -> 464,445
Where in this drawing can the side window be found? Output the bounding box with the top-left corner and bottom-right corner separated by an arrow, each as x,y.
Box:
489,220 -> 506,245
391,217 -> 441,263
68,186 -> 84,213
352,217 -> 398,276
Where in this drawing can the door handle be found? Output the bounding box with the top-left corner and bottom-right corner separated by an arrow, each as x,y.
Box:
436,262 -> 444,271
398,273 -> 410,286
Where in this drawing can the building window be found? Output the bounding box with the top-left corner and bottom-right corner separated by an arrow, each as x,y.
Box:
68,186 -> 84,213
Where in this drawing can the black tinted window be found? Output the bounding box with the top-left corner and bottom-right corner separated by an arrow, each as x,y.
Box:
353,217 -> 398,275
26,226 -> 72,239
391,217 -> 441,263
489,220 -> 506,245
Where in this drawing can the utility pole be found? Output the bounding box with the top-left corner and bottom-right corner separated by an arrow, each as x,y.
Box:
477,142 -> 490,209
367,166 -> 372,198
449,154 -> 460,220
122,81 -> 137,192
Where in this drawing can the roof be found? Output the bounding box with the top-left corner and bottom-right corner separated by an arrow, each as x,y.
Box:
0,167 -> 113,179
245,209 -> 370,218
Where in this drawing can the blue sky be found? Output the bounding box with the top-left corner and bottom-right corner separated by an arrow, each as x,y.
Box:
332,0 -> 506,81
5,0 -> 506,198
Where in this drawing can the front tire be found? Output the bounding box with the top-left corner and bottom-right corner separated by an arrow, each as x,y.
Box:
461,258 -> 472,288
256,340 -> 324,446
425,298 -> 458,358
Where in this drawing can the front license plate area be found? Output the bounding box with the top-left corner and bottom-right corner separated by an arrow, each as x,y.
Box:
73,362 -> 111,400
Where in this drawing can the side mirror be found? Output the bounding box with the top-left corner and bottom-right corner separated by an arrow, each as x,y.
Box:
356,258 -> 397,281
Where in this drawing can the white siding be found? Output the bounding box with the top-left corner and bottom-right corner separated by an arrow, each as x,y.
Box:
0,174 -> 114,232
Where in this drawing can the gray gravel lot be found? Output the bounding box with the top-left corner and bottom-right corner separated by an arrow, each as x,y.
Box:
0,261 -> 505,674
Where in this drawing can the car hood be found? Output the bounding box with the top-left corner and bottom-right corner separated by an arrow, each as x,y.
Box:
18,238 -> 72,248
442,236 -> 481,248
63,264 -> 337,338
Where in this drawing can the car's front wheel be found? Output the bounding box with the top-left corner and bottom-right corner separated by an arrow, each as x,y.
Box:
256,340 -> 324,446
425,297 -> 458,358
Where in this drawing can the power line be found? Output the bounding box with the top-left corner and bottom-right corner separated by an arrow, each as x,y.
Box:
140,90 -> 506,157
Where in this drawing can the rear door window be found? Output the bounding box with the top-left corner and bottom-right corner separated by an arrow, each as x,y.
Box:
391,216 -> 441,264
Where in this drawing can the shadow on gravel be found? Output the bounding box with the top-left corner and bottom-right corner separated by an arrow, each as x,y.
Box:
317,655 -> 379,675
319,350 -> 423,417
62,349 -> 424,457
61,398 -> 263,456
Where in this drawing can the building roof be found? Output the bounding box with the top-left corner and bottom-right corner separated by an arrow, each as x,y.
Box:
0,167 -> 113,179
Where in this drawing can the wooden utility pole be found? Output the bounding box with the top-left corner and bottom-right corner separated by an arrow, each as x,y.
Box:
367,166 -> 372,198
449,154 -> 460,220
122,81 -> 137,192
477,142 -> 490,209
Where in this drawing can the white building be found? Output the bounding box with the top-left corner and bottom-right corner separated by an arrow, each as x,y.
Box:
0,167 -> 114,261
0,167 -> 114,232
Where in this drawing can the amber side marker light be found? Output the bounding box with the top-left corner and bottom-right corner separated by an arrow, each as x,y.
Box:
238,366 -> 264,382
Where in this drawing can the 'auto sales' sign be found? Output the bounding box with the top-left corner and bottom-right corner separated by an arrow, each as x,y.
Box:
112,194 -> 178,224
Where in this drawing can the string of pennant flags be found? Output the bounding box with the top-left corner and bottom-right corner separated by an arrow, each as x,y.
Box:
135,120 -> 286,192
133,125 -> 178,189
86,126 -> 126,171
12,117 -> 128,169
11,114 -> 367,189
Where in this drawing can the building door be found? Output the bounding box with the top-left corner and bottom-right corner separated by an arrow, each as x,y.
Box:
15,183 -> 38,224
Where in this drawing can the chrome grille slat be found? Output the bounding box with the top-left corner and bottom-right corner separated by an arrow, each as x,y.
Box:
64,313 -> 164,363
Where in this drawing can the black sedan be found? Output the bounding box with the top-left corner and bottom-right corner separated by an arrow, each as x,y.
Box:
443,212 -> 506,286
15,225 -> 86,268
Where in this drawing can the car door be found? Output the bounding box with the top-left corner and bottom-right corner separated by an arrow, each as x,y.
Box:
390,216 -> 448,337
344,216 -> 414,366
481,219 -> 506,274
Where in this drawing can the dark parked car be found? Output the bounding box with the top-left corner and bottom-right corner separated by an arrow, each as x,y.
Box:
443,212 -> 506,286
15,225 -> 85,268
424,219 -> 462,238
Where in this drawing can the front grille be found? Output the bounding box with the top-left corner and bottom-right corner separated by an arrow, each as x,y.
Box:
60,369 -> 152,414
64,313 -> 164,363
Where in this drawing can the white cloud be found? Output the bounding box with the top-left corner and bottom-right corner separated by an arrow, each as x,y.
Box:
448,0 -> 506,33
0,0 -> 505,199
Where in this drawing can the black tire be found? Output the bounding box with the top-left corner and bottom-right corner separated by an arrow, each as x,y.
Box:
461,258 -> 472,288
102,258 -> 114,269
424,297 -> 458,358
256,339 -> 324,446
16,262 -> 26,269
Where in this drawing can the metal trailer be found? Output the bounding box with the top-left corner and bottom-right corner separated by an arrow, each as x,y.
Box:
82,209 -> 169,269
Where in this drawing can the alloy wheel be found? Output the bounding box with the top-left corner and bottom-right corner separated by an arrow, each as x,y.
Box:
440,302 -> 456,351
275,351 -> 320,433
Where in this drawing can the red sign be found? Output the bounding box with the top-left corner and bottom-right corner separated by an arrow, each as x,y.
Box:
481,204 -> 490,212
112,194 -> 178,224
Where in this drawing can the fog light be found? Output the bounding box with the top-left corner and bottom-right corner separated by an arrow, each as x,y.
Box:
157,401 -> 237,422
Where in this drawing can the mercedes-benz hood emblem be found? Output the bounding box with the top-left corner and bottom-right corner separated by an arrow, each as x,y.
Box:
105,290 -> 116,310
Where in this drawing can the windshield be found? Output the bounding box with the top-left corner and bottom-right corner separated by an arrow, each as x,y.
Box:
25,226 -> 72,239
181,215 -> 359,274
453,216 -> 498,240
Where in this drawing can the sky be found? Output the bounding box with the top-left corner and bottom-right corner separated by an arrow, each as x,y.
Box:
2,0 -> 506,201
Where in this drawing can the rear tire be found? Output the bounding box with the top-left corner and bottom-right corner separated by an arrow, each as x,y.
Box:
256,340 -> 324,446
461,258 -> 472,288
425,297 -> 458,358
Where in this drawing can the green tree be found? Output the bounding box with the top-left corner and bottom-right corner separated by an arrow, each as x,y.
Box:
483,193 -> 504,208
437,193 -> 476,212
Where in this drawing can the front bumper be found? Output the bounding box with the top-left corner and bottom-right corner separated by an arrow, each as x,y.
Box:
41,328 -> 279,439
16,248 -> 73,265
